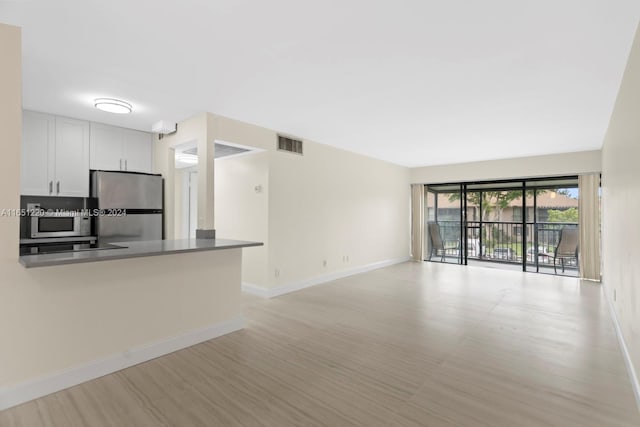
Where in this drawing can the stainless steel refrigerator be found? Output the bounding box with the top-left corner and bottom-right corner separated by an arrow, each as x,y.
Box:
91,171 -> 164,243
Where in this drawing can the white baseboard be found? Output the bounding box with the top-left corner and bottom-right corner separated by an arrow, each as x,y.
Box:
241,282 -> 270,298
0,315 -> 245,411
603,284 -> 640,411
242,257 -> 410,299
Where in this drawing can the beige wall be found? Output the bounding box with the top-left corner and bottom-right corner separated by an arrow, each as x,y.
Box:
174,167 -> 185,238
214,152 -> 269,287
268,139 -> 410,287
411,150 -> 601,184
0,24 -> 242,399
601,23 -> 640,380
215,114 -> 410,289
161,114 -> 411,290
153,113 -> 208,239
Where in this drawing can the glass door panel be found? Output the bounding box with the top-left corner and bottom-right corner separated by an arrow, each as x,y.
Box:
423,187 -> 435,261
476,190 -> 524,265
524,190 -> 537,272
532,187 -> 579,276
425,185 -> 462,264
465,191 -> 483,261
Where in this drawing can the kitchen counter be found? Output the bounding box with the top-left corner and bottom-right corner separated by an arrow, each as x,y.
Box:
19,238 -> 263,268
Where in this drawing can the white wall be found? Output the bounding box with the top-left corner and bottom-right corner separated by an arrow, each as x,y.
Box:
601,23 -> 640,383
0,24 -> 243,406
214,152 -> 269,287
411,150 -> 601,184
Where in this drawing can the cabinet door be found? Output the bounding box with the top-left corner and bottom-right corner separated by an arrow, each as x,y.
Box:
55,117 -> 90,197
21,111 -> 55,196
90,122 -> 124,171
123,129 -> 152,173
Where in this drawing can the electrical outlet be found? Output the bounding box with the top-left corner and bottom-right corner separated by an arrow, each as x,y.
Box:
322,260 -> 327,267
275,268 -> 280,278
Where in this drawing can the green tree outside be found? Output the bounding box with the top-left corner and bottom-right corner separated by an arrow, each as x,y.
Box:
547,207 -> 578,223
448,190 -> 546,221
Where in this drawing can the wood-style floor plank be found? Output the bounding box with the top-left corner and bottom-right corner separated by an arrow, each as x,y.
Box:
1,262 -> 638,426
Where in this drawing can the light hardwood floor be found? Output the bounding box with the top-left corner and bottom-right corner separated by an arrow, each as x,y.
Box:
2,262 -> 639,426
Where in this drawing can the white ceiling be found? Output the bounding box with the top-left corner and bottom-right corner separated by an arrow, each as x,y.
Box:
2,1 -> 639,167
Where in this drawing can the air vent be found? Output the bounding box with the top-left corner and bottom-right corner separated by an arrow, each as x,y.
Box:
277,135 -> 303,155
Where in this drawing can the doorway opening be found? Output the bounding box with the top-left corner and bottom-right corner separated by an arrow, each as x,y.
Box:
174,140 -> 261,239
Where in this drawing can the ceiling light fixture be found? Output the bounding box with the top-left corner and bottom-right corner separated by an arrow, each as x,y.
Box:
94,98 -> 132,114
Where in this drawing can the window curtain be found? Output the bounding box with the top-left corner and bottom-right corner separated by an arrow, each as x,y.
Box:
411,184 -> 424,262
578,174 -> 601,281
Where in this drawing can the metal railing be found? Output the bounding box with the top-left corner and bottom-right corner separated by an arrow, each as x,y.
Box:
429,220 -> 578,268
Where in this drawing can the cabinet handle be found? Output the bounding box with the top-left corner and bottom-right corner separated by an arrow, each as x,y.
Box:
49,181 -> 53,195
120,159 -> 123,170
125,159 -> 128,171
56,181 -> 60,195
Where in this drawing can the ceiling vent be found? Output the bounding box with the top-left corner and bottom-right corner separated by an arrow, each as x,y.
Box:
277,135 -> 303,155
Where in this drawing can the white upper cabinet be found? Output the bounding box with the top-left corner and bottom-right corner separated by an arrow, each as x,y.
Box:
21,111 -> 90,197
123,129 -> 152,173
90,123 -> 152,173
89,122 -> 123,172
21,111 -> 54,196
54,117 -> 90,197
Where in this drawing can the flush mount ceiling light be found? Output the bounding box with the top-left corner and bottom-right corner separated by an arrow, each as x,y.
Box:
94,98 -> 132,114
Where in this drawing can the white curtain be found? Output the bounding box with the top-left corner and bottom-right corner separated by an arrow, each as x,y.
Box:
578,174 -> 601,281
411,184 -> 424,262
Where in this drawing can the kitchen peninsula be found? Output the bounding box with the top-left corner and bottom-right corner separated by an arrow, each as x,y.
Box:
19,238 -> 262,268
4,234 -> 263,410
1,23 -> 270,411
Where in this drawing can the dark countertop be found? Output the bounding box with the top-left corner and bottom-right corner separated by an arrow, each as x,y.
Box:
19,238 -> 263,268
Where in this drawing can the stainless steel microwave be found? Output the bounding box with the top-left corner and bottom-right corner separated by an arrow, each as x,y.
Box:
28,204 -> 91,238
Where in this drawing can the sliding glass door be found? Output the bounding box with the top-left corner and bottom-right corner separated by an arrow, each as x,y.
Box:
425,177 -> 579,276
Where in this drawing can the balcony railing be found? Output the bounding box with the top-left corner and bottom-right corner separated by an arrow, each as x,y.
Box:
430,220 -> 578,268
